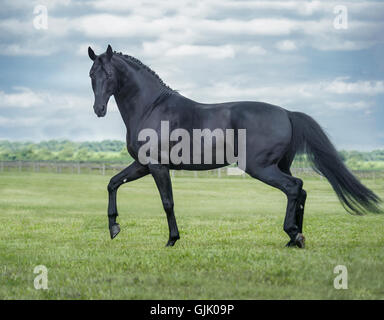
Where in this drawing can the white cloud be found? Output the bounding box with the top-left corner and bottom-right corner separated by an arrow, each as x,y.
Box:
311,38 -> 374,51
245,45 -> 267,55
76,42 -> 104,56
0,87 -> 94,111
0,87 -> 44,108
326,101 -> 370,110
1,1 -> 384,57
142,41 -> 265,60
75,15 -> 298,39
275,40 -> 297,51
0,43 -> 55,56
0,116 -> 44,127
186,82 -> 315,104
0,16 -> 71,37
86,1 -> 335,17
141,41 -> 173,58
325,78 -> 384,95
179,79 -> 383,113
166,44 -> 235,59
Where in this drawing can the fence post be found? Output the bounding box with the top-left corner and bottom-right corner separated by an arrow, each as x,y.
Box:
77,163 -> 81,174
0,161 -> 3,172
102,163 -> 105,176
218,168 -> 221,178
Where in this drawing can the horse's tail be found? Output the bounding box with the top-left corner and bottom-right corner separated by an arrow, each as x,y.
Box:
287,111 -> 382,215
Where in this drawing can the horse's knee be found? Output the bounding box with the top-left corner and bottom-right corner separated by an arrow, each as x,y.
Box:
107,178 -> 118,193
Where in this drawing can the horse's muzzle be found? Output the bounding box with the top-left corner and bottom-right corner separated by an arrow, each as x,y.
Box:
94,104 -> 107,117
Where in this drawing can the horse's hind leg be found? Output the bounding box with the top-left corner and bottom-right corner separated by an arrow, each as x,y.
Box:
285,189 -> 307,247
278,158 -> 307,247
246,164 -> 305,248
296,189 -> 306,234
107,161 -> 149,239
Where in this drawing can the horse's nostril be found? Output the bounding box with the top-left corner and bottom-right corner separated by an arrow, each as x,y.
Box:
94,105 -> 106,117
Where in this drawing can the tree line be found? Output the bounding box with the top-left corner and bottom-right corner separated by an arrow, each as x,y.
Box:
0,140 -> 384,170
0,140 -> 132,163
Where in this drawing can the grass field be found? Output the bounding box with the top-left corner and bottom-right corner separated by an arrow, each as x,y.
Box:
0,171 -> 383,299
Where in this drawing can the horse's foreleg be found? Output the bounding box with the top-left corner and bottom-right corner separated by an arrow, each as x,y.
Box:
148,164 -> 180,247
107,161 -> 149,239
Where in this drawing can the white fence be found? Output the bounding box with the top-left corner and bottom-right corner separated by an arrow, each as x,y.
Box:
0,161 -> 383,180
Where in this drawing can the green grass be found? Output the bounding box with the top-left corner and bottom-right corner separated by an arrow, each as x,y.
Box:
0,171 -> 383,299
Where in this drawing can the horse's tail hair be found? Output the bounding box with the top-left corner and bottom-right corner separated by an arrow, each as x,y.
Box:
288,111 -> 382,215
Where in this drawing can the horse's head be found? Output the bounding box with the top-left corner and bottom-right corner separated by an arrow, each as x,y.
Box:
88,45 -> 117,117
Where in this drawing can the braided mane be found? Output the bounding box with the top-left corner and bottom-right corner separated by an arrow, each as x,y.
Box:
114,51 -> 173,91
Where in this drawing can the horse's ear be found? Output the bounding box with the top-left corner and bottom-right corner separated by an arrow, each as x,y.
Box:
88,46 -> 97,61
106,44 -> 113,61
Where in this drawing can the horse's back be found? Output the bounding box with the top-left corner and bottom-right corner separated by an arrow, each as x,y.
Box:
167,95 -> 290,130
189,98 -> 291,137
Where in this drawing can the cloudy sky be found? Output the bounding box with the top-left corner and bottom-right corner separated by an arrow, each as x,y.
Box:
0,0 -> 383,150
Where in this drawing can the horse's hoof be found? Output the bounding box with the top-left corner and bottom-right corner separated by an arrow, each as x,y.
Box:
165,236 -> 180,247
294,233 -> 305,248
109,223 -> 120,239
285,240 -> 296,247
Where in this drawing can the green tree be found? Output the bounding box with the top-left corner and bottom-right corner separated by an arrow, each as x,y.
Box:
57,145 -> 75,161
75,148 -> 90,162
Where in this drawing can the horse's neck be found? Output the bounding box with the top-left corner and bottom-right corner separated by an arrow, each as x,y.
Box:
113,65 -> 164,130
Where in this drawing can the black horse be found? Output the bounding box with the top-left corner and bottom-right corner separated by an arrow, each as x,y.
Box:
88,45 -> 382,248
